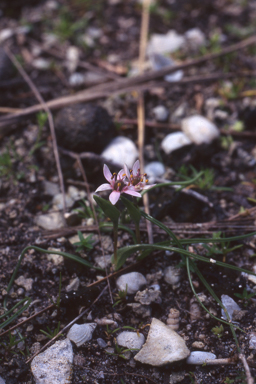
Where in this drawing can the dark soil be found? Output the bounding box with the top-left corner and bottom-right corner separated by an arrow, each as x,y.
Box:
0,1 -> 256,383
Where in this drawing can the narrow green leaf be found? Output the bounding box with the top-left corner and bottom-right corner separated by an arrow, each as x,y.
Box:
120,196 -> 141,225
93,194 -> 120,224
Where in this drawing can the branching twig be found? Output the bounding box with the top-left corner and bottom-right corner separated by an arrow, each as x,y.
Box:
4,46 -> 66,213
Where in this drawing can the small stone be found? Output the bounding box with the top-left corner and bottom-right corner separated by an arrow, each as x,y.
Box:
153,105 -> 169,121
249,332 -> 256,349
164,266 -> 181,288
127,303 -> 151,318
47,248 -> 64,266
134,318 -> 190,366
66,46 -> 79,73
147,30 -> 185,55
185,28 -> 206,49
134,287 -> 162,305
116,272 -> 147,294
101,136 -> 139,168
181,115 -> 220,145
55,104 -> 115,153
221,294 -> 241,321
32,58 -> 51,70
191,341 -> 205,349
35,212 -> 65,230
67,323 -> 97,347
0,376 -> 6,384
232,309 -> 247,321
43,181 -> 60,196
97,338 -> 107,348
116,331 -> 145,350
69,72 -> 85,87
14,276 -> 33,291
31,339 -> 73,384
161,132 -> 192,155
186,351 -> 216,365
94,255 -> 112,269
144,162 -> 165,183
150,53 -> 183,82
66,277 -> 80,292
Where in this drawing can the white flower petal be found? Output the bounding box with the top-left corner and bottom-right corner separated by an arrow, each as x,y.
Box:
95,183 -> 112,192
103,164 -> 113,183
109,190 -> 121,205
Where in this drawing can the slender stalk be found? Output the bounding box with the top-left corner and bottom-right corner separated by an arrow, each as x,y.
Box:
113,222 -> 118,267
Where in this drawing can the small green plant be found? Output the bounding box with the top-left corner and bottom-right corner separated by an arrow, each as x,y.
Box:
73,231 -> 94,252
220,135 -> 234,150
178,165 -> 215,190
0,332 -> 26,358
40,321 -> 62,339
29,112 -> 47,156
106,340 -> 139,360
200,32 -> 221,55
224,377 -> 235,384
211,324 -> 224,338
234,288 -> 256,307
113,285 -> 128,308
202,231 -> 243,261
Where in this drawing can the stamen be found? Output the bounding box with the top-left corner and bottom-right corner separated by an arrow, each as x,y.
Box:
146,179 -> 148,183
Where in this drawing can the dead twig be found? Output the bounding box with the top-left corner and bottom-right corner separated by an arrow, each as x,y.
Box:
239,353 -> 254,384
3,46 -> 66,213
26,285 -> 108,364
1,35 -> 256,130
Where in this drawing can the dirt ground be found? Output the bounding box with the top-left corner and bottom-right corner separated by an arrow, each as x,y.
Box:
0,0 -> 256,383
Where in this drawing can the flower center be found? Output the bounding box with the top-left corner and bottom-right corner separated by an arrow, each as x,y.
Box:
114,180 -> 125,191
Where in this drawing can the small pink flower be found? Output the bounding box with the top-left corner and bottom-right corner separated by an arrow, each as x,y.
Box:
124,160 -> 155,192
95,164 -> 141,205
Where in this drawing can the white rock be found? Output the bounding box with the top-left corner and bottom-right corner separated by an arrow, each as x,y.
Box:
147,30 -> 185,55
47,248 -> 64,265
67,323 -> 97,347
249,332 -> 256,349
0,377 -> 5,384
221,294 -> 241,321
101,136 -> 139,168
185,28 -> 206,49
35,212 -> 65,230
116,272 -> 147,294
164,266 -> 182,288
134,287 -> 162,305
66,277 -> 80,292
94,255 -> 112,269
0,29 -> 13,43
32,58 -> 51,70
134,318 -> 190,366
127,303 -> 151,318
150,53 -> 183,82
153,105 -> 169,121
69,72 -> 85,86
43,180 -> 60,196
116,331 -> 145,350
66,46 -> 80,73
181,115 -> 220,145
144,161 -> 165,183
31,339 -> 73,384
186,351 -> 216,365
161,132 -> 192,155
14,276 -> 33,291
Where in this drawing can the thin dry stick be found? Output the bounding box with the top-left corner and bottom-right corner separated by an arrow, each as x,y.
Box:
75,155 -> 113,304
239,353 -> 254,384
0,304 -> 55,338
1,35 -> 256,127
137,0 -> 153,244
3,46 -> 66,213
26,284 -> 108,364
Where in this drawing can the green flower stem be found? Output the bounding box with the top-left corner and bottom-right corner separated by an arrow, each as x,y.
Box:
113,222 -> 118,267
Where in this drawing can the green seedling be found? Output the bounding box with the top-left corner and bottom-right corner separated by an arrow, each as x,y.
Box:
224,377 -> 235,384
234,288 -> 256,307
73,231 -> 94,252
104,324 -> 121,339
202,231 -> 243,261
0,332 -> 26,358
40,321 -> 62,339
29,112 -> 47,156
113,285 -> 128,308
106,340 -> 139,360
211,324 -> 224,338
178,165 -> 215,190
